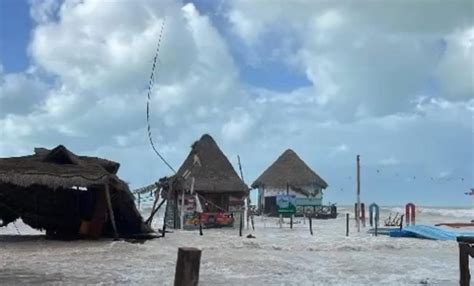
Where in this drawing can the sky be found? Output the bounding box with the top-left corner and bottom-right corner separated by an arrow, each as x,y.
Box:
0,0 -> 473,206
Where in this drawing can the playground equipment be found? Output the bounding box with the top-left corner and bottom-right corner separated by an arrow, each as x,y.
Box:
354,202 -> 366,227
405,203 -> 416,226
369,203 -> 380,227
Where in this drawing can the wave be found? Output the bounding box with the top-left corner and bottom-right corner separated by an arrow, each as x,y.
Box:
386,207 -> 474,218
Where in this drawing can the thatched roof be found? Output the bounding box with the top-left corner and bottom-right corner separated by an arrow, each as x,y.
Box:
0,145 -> 121,189
0,145 -> 152,238
172,134 -> 249,194
252,149 -> 328,189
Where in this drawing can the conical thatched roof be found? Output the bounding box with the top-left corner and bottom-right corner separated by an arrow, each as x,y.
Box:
173,134 -> 249,194
252,149 -> 328,189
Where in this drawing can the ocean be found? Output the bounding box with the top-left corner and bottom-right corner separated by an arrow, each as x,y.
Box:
0,205 -> 472,285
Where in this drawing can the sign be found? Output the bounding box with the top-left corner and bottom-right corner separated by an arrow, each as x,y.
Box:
276,195 -> 296,214
295,197 -> 322,206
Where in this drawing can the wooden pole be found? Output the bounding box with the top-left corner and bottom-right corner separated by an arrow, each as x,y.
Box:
356,155 -> 361,233
239,212 -> 243,237
104,184 -> 118,239
460,243 -> 471,286
162,179 -> 173,238
309,216 -> 313,236
174,247 -> 201,286
237,155 -> 249,230
375,218 -> 378,237
199,213 -> 203,236
180,189 -> 185,230
138,193 -> 141,211
346,213 -> 349,237
290,214 -> 293,229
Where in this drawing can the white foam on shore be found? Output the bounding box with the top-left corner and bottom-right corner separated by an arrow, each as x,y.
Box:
0,207 -> 466,285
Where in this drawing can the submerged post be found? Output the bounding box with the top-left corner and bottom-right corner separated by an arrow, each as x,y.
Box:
309,215 -> 313,236
239,212 -> 243,237
290,214 -> 293,229
174,247 -> 201,286
346,213 -> 349,237
356,155 -> 361,233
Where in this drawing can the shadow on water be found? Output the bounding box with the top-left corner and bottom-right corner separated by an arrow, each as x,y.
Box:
0,234 -> 46,242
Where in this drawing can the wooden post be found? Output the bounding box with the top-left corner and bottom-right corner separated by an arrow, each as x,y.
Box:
309,216 -> 313,236
346,213 -> 349,237
180,189 -> 185,230
138,193 -> 141,211
356,155 -> 361,233
290,214 -> 293,229
239,212 -> 243,237
104,184 -> 119,239
174,247 -> 201,286
460,243 -> 471,286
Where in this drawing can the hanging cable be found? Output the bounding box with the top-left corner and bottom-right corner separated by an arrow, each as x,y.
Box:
146,17 -> 177,174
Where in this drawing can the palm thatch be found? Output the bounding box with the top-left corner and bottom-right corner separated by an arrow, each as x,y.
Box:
252,149 -> 328,189
0,145 -> 152,238
172,134 -> 249,195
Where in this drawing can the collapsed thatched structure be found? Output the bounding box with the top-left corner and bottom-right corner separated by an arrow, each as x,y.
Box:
0,145 -> 152,239
252,149 -> 328,216
162,134 -> 249,229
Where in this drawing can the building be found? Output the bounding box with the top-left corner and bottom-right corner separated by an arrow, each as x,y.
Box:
162,134 -> 249,229
0,145 -> 152,239
252,149 -> 328,216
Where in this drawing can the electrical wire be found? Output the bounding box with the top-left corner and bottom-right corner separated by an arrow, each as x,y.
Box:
146,18 -> 177,174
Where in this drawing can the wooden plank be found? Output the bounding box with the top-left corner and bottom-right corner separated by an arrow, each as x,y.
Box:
174,247 -> 202,286
458,236 -> 474,244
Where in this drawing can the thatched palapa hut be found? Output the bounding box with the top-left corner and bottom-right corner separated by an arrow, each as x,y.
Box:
162,134 -> 249,229
252,149 -> 328,216
0,145 -> 152,239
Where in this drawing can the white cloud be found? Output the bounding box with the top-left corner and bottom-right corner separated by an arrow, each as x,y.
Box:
0,0 -> 472,204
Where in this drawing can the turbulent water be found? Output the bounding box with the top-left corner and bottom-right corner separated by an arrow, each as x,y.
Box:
0,205 -> 471,285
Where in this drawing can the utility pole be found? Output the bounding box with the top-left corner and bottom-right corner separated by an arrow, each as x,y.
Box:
356,155 -> 361,233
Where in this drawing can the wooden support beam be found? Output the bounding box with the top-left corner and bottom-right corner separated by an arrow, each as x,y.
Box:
174,247 -> 202,286
104,184 -> 118,239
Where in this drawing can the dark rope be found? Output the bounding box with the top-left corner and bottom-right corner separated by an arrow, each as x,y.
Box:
146,18 -> 176,174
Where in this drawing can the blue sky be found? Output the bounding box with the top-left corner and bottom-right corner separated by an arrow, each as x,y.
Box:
0,0 -> 472,206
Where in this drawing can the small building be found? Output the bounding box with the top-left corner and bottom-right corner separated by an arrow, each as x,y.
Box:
0,145 -> 152,239
252,149 -> 328,216
162,134 -> 249,229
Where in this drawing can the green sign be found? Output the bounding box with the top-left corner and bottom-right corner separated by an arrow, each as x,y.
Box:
276,195 -> 296,214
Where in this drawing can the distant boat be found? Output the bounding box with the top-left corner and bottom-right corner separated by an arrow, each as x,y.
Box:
464,188 -> 474,196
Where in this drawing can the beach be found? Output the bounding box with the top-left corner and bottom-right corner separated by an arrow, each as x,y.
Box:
0,206 -> 470,285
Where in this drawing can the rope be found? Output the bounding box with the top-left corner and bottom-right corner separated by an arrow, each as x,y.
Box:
146,17 -> 176,174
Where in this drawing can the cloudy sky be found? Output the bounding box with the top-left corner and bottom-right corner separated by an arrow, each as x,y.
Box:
0,0 -> 472,206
